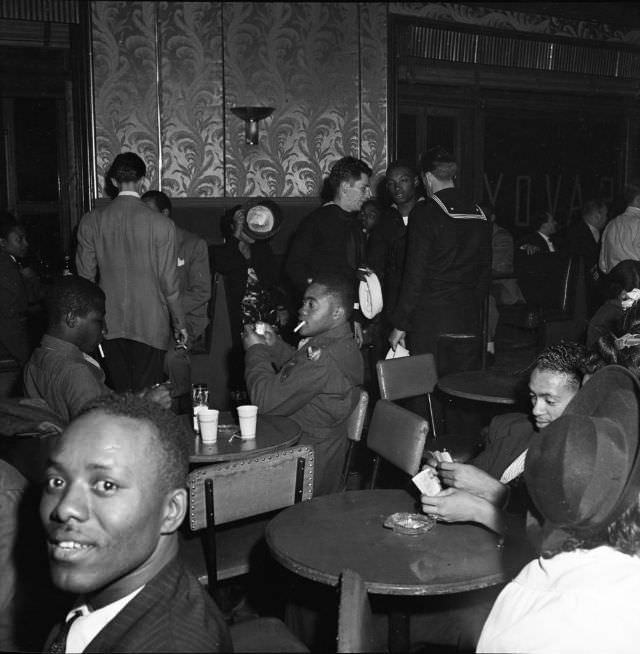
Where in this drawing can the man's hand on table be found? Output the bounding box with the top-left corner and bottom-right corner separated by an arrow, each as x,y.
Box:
436,462 -> 508,507
421,488 -> 504,533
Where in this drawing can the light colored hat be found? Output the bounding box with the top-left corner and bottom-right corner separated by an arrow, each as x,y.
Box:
359,270 -> 383,319
242,199 -> 283,240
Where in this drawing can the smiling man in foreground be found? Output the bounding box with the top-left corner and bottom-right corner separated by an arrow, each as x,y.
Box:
40,394 -> 231,653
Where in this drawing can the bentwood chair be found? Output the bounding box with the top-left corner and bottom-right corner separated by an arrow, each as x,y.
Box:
182,445 -> 314,588
337,569 -> 386,653
376,353 -> 480,462
366,399 -> 428,488
341,389 -> 369,490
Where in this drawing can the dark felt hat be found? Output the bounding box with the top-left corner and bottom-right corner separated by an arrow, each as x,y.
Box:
241,199 -> 283,240
524,365 -> 640,552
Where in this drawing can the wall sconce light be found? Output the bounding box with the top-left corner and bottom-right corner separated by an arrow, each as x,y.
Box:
231,106 -> 275,145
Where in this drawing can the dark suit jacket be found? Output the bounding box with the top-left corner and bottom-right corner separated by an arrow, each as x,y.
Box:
567,219 -> 599,268
517,231 -> 555,254
0,251 -> 29,364
46,556 -> 232,653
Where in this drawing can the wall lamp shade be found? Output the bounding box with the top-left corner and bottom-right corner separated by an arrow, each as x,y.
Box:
231,106 -> 275,145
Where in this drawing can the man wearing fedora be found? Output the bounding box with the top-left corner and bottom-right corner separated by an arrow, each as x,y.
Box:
478,364 -> 640,653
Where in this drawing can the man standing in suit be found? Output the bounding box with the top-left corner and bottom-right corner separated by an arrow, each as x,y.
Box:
76,153 -> 188,393
567,198 -> 608,314
141,191 -> 211,401
40,393 -> 231,652
517,210 -> 559,255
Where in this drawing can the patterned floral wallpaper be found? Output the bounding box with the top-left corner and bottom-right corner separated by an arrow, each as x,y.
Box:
90,1 -> 637,198
91,1 -> 387,198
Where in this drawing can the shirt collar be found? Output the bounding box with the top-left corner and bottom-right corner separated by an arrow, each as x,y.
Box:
40,333 -> 85,358
118,190 -> 140,198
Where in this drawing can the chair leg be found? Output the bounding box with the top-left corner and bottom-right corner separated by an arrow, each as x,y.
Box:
369,456 -> 380,489
204,477 -> 217,596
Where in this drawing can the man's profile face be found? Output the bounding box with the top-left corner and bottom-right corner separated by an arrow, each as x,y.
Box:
40,411 -> 169,598
75,305 -> 107,354
529,367 -> 578,430
1,226 -> 28,259
341,173 -> 371,212
386,167 -> 418,206
298,283 -> 339,338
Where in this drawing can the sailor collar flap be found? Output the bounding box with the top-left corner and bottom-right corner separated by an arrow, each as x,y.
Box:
431,195 -> 487,221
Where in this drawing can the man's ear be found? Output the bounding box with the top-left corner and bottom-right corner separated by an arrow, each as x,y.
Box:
161,208 -> 170,217
65,311 -> 77,328
109,177 -> 119,190
333,305 -> 345,322
160,487 -> 187,534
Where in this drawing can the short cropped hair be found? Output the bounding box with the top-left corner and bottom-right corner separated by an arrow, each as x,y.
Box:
46,277 -> 105,326
108,153 -> 146,184
308,272 -> 355,321
326,157 -> 372,201
386,160 -> 418,178
0,211 -> 23,239
534,341 -> 589,387
624,181 -> 640,207
141,190 -> 172,215
531,210 -> 552,231
582,198 -> 606,218
604,259 -> 640,300
419,146 -> 456,181
77,393 -> 190,492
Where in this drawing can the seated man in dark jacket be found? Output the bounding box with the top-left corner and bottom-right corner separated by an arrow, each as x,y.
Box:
40,393 -> 231,653
242,272 -> 363,496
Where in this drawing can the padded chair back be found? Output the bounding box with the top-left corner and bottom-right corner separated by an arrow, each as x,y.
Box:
366,400 -> 428,487
188,445 -> 315,530
376,353 -> 439,437
376,353 -> 438,400
337,569 -> 385,653
341,389 -> 369,490
187,445 -> 314,586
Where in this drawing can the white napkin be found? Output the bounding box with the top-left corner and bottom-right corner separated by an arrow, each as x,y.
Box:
385,344 -> 410,359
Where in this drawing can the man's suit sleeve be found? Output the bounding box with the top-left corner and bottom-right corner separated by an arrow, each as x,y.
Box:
157,220 -> 186,330
245,344 -> 329,415
183,238 -> 211,317
75,214 -> 97,281
391,205 -> 433,330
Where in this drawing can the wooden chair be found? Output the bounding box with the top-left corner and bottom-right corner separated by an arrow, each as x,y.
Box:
376,353 -> 481,462
341,389 -> 369,490
182,445 -> 314,588
366,399 -> 428,488
337,569 -> 385,653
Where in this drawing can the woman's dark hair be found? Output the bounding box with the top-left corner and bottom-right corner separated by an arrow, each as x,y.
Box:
220,205 -> 242,240
603,259 -> 640,300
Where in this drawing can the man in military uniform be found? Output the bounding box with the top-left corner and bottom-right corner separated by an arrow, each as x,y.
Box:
242,272 -> 363,495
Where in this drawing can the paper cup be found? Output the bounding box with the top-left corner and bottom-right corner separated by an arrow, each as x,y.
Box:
198,409 -> 219,443
237,405 -> 258,439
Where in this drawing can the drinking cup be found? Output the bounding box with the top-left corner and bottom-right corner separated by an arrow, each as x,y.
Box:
198,408 -> 219,443
237,405 -> 258,439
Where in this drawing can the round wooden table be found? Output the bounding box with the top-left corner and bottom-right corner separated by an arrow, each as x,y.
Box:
266,489 -> 520,651
187,413 -> 301,464
437,370 -> 527,405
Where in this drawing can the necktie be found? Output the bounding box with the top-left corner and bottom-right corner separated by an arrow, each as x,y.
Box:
48,610 -> 83,654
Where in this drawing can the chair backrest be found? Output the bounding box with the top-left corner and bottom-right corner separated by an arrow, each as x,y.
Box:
346,389 -> 369,444
337,569 -> 385,653
188,445 -> 315,531
376,353 -> 438,401
366,400 -> 428,480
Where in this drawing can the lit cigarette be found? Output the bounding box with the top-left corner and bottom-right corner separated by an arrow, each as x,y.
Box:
98,343 -> 105,358
293,321 -> 306,333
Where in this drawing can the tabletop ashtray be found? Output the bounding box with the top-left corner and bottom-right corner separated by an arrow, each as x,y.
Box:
383,512 -> 435,535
